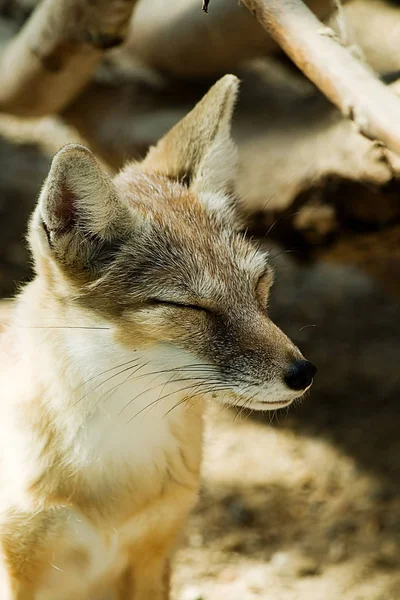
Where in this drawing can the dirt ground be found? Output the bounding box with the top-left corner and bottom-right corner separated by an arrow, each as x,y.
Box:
173,399 -> 400,600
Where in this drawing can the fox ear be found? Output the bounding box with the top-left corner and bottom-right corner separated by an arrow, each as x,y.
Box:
142,74 -> 239,196
38,144 -> 129,243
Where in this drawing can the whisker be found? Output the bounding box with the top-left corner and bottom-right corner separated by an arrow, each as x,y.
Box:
162,385 -> 233,419
13,324 -> 110,330
89,363 -> 149,414
73,361 -> 142,408
232,383 -> 255,421
75,360 -> 217,398
233,389 -> 256,422
298,324 -> 318,332
161,388 -> 205,419
125,380 -> 231,424
125,382 -> 205,423
269,248 -> 295,261
74,358 -> 141,392
123,378 -> 225,422
117,370 -> 175,417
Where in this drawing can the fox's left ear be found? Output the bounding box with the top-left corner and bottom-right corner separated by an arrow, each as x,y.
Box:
142,74 -> 239,197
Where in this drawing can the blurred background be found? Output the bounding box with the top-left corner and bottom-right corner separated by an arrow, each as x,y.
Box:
0,0 -> 399,598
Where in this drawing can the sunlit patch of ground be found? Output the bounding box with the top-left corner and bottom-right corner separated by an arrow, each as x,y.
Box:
173,403 -> 400,600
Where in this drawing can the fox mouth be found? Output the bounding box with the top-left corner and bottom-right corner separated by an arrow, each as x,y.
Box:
237,396 -> 297,411
249,398 -> 295,410
218,380 -> 313,412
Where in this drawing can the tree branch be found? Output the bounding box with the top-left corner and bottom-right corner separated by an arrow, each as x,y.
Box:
241,0 -> 400,156
123,0 -> 338,78
0,0 -> 138,116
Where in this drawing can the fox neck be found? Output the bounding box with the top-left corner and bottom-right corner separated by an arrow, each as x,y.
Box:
12,279 -> 204,476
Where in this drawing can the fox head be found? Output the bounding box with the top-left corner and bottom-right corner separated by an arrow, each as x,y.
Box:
28,75 -> 316,410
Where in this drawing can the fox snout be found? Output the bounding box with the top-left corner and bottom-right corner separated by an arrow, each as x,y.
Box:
186,310 -> 316,410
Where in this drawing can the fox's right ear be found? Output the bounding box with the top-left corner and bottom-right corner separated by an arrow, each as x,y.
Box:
37,144 -> 130,243
142,74 -> 239,197
30,144 -> 132,276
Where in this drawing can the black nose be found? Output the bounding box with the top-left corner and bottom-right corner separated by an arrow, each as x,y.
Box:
284,360 -> 317,391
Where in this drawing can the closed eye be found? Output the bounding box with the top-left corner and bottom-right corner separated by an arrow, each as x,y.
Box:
148,299 -> 210,313
256,269 -> 274,305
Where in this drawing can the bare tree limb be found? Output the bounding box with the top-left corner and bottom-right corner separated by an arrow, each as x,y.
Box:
0,0 -> 138,116
122,0 -> 339,78
241,0 -> 400,156
62,61 -> 400,216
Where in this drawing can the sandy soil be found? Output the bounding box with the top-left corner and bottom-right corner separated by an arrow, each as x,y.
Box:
173,402 -> 400,600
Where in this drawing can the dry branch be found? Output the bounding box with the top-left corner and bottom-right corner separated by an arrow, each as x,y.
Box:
121,0 -> 338,78
63,60 -> 400,215
241,0 -> 400,156
0,0 -> 138,116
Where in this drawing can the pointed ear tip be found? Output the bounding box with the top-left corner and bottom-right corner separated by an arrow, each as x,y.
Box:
53,143 -> 94,164
208,75 -> 240,121
219,73 -> 240,87
49,144 -> 98,179
215,74 -> 240,97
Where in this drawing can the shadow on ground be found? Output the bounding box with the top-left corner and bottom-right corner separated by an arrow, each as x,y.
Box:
265,240 -> 400,486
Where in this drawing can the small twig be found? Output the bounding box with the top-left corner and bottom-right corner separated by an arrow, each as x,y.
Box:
242,0 -> 400,156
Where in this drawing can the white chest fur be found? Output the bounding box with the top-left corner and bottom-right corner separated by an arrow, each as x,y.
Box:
18,322 -> 204,482
0,320 -> 204,599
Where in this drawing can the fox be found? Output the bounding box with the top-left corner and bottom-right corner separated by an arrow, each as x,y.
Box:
0,74 -> 316,599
